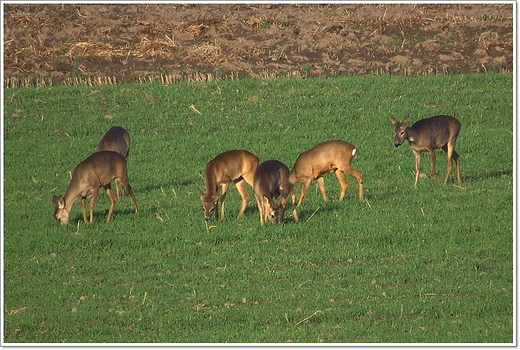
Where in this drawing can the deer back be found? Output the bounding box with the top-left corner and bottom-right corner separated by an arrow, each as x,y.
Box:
289,140 -> 356,183
96,126 -> 130,159
204,150 -> 259,193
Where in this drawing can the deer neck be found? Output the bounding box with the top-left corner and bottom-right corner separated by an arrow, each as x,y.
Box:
204,171 -> 219,197
63,176 -> 84,212
405,127 -> 418,143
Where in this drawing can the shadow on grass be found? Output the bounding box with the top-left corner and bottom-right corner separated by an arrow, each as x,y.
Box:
462,169 -> 512,182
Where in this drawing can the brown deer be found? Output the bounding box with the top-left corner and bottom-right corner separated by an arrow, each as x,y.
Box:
52,151 -> 139,225
390,113 -> 462,186
253,160 -> 299,225
289,140 -> 364,207
96,126 -> 130,197
199,150 -> 259,220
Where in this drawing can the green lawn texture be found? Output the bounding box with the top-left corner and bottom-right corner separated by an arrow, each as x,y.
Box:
3,73 -> 513,343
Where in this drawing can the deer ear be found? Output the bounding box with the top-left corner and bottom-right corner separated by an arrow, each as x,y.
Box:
403,112 -> 410,125
56,196 -> 65,209
390,115 -> 398,125
263,195 -> 271,207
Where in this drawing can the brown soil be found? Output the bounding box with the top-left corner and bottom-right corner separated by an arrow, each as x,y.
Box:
3,3 -> 513,87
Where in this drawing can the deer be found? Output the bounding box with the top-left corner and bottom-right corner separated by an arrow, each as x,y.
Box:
390,113 -> 462,186
253,160 -> 299,225
96,126 -> 130,197
52,151 -> 139,225
289,140 -> 364,208
199,150 -> 259,221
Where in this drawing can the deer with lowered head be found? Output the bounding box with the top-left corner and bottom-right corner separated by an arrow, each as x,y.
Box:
289,140 -> 364,207
390,113 -> 462,186
96,126 -> 130,197
253,160 -> 299,225
52,151 -> 139,225
199,149 -> 259,220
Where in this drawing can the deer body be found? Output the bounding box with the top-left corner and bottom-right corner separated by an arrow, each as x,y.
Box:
53,151 -> 139,225
289,140 -> 364,207
253,160 -> 298,225
390,114 -> 462,186
96,126 -> 131,197
199,150 -> 259,220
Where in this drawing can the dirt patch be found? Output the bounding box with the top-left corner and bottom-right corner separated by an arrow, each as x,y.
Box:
3,3 -> 513,87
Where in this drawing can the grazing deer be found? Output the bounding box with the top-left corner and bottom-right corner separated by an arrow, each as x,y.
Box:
390,113 -> 462,186
289,140 -> 364,207
96,126 -> 130,197
199,150 -> 259,220
253,160 -> 299,225
52,151 -> 139,225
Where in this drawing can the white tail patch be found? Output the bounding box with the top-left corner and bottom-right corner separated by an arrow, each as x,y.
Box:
352,148 -> 357,157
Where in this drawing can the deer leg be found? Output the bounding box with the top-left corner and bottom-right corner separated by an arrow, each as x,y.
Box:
218,183 -> 229,219
317,177 -> 328,201
81,197 -> 88,223
452,150 -> 462,183
413,149 -> 422,186
89,188 -> 100,223
429,150 -> 438,183
296,178 -> 312,207
105,187 -> 117,222
120,184 -> 139,217
254,194 -> 265,225
235,179 -> 249,217
334,169 -> 348,201
344,167 -> 364,201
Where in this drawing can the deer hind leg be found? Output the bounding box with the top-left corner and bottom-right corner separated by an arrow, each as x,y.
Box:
443,142 -> 461,184
317,176 -> 328,201
343,167 -> 364,201
453,150 -> 462,183
235,180 -> 250,217
119,177 -> 139,216
81,197 -> 88,223
104,186 -> 117,222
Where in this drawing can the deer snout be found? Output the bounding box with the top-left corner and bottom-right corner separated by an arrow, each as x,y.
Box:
394,140 -> 402,147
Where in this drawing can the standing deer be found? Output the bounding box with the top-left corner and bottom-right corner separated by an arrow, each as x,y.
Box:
96,126 -> 130,197
253,160 -> 299,225
289,140 -> 364,207
52,151 -> 139,225
390,113 -> 462,186
199,150 -> 259,220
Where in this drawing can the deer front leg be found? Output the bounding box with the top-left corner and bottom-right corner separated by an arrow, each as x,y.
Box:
296,178 -> 312,207
317,176 -> 328,201
334,170 -> 348,201
219,183 -> 229,220
89,189 -> 100,223
413,149 -> 422,186
344,167 -> 364,201
235,179 -> 249,217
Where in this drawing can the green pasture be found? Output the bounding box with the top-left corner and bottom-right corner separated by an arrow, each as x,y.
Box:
3,73 -> 514,343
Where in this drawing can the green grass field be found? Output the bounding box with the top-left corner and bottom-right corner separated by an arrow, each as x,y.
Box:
3,73 -> 514,343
